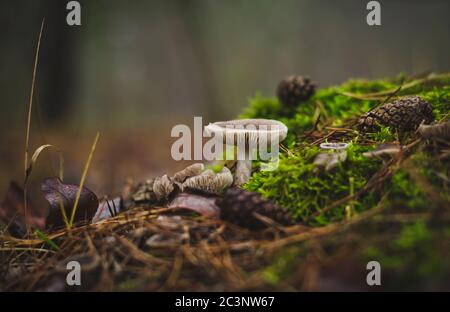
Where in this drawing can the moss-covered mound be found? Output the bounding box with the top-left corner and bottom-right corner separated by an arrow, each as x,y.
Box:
240,73 -> 449,225
236,73 -> 450,290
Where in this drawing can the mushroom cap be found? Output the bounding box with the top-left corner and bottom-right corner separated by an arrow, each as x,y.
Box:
319,142 -> 349,151
182,166 -> 233,194
205,119 -> 288,146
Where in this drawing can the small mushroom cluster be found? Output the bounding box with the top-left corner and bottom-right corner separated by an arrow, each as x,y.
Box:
132,163 -> 233,204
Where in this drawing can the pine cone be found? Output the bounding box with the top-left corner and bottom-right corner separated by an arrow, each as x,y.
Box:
217,188 -> 294,230
277,75 -> 316,108
357,96 -> 434,132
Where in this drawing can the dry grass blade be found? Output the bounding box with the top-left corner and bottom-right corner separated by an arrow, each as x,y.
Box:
58,196 -> 70,231
23,144 -> 64,234
0,247 -> 55,254
22,18 -> 45,233
24,18 -> 45,178
69,132 -> 100,227
24,144 -> 64,185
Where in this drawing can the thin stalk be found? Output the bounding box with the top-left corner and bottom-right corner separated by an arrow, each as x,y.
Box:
69,132 -> 100,227
23,18 -> 45,233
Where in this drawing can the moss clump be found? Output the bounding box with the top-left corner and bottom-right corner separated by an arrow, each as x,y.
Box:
240,79 -> 396,136
241,75 -> 450,137
387,151 -> 449,212
240,73 -> 449,224
244,143 -> 381,225
262,246 -> 303,286
388,170 -> 429,211
414,87 -> 450,121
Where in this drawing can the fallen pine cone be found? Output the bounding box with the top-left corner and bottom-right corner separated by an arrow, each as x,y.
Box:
357,96 -> 434,133
217,188 -> 294,230
277,75 -> 316,108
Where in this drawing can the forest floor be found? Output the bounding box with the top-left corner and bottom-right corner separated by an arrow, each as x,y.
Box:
0,73 -> 449,291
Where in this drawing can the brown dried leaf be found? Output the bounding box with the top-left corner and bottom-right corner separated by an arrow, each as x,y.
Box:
41,177 -> 99,229
167,193 -> 220,218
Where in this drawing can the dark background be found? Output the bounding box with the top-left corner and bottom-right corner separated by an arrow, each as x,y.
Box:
0,0 -> 449,196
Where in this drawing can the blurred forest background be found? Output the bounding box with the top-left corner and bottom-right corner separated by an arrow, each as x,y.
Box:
0,0 -> 449,198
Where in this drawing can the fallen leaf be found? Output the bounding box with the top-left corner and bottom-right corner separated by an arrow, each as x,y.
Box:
41,177 -> 99,229
167,193 -> 220,218
92,197 -> 122,223
0,181 -> 45,237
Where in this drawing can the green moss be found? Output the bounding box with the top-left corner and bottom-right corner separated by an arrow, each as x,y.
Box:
240,74 -> 449,224
240,79 -> 395,135
238,74 -> 449,290
394,221 -> 431,249
244,142 -> 380,225
262,246 -> 302,285
361,221 -> 450,289
420,86 -> 450,121
364,125 -> 397,142
386,152 -> 449,211
388,170 -> 429,211
240,75 -> 450,137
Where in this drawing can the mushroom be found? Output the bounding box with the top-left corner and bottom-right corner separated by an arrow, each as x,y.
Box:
172,163 -> 205,183
153,174 -> 174,200
314,142 -> 349,172
205,119 -> 288,185
131,163 -> 232,204
182,166 -> 233,193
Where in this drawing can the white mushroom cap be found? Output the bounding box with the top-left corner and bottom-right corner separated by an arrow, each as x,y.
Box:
205,119 -> 288,146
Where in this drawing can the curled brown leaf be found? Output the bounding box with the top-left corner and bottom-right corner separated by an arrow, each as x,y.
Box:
41,177 -> 99,229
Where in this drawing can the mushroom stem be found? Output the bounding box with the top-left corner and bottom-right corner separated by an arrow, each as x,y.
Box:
204,119 -> 288,186
235,159 -> 252,186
